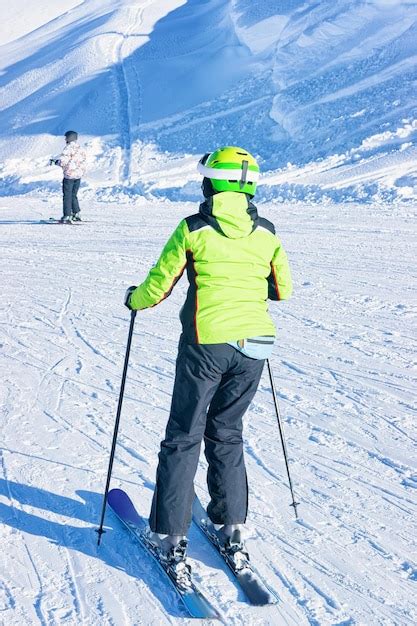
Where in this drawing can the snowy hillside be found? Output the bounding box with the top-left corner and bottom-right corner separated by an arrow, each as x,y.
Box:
1,0 -> 416,201
1,1 -> 417,625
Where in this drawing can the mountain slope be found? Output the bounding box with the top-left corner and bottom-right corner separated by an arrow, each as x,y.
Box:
0,0 -> 416,200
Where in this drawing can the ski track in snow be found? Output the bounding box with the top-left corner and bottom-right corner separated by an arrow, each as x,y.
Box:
109,3 -> 146,184
91,0 -> 150,187
0,196 -> 416,625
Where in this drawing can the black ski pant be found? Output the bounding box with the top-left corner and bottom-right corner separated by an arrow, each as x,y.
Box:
149,340 -> 264,535
63,178 -> 81,217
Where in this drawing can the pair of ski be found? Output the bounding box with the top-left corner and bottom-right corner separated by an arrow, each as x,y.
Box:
107,489 -> 278,620
40,217 -> 86,224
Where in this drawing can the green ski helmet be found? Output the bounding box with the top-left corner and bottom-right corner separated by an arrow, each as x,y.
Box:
198,146 -> 260,197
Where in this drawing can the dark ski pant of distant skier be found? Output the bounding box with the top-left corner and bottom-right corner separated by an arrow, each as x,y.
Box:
149,339 -> 265,535
63,178 -> 81,217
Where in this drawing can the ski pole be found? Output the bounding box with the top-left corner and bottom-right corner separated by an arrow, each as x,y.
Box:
266,359 -> 300,519
96,309 -> 137,545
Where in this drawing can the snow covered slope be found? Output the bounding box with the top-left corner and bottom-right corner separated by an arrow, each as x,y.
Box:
1,196 -> 416,625
1,0 -> 416,200
1,3 -> 417,624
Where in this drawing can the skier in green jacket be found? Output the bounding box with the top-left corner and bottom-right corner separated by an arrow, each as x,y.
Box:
125,146 -> 292,577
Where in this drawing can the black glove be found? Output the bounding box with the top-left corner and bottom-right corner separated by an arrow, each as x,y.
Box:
124,285 -> 137,310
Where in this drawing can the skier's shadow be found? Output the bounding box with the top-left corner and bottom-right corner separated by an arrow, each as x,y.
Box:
0,220 -> 53,224
0,478 -> 185,618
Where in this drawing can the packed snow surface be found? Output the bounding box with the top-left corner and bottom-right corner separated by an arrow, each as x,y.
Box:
1,195 -> 416,625
1,0 -> 417,625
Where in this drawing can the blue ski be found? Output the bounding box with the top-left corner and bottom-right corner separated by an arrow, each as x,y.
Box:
192,496 -> 278,606
107,488 -> 221,620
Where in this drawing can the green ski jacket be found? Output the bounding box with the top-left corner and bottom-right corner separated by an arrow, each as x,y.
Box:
130,191 -> 292,343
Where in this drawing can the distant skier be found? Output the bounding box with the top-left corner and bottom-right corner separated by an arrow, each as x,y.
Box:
50,131 -> 86,223
124,146 -> 292,573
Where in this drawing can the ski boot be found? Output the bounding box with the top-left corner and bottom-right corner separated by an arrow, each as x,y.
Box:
145,531 -> 192,591
71,213 -> 81,221
59,216 -> 72,224
210,523 -> 251,572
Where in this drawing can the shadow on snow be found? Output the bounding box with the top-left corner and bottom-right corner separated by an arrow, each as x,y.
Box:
0,477 -> 187,618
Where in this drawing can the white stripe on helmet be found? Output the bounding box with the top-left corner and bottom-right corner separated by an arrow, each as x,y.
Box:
197,162 -> 260,183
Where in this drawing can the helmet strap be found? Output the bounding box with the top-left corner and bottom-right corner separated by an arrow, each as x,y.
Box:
201,177 -> 216,198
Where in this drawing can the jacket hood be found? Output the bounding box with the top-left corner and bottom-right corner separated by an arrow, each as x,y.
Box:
199,191 -> 259,239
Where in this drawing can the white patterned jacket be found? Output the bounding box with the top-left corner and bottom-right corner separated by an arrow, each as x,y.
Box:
57,142 -> 87,179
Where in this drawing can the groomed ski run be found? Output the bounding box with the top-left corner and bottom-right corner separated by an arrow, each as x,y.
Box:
1,197 -> 415,625
1,0 -> 416,624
